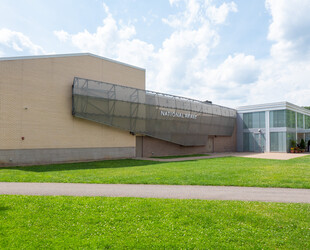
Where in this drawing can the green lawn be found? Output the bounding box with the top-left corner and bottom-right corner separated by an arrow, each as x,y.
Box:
1,195 -> 309,249
152,153 -> 209,159
0,156 -> 309,188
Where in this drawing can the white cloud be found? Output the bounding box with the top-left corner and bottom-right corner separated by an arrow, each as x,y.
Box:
0,28 -> 45,55
53,30 -> 70,42
266,0 -> 310,61
247,60 -> 310,106
53,0 -> 241,103
163,0 -> 201,29
185,53 -> 260,107
102,2 -> 110,13
206,2 -> 237,24
169,0 -> 182,6
204,53 -> 260,86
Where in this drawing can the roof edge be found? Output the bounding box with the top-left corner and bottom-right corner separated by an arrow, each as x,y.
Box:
0,52 -> 146,71
237,101 -> 310,115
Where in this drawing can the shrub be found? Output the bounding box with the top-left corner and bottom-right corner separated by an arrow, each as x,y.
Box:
300,139 -> 305,149
290,140 -> 296,148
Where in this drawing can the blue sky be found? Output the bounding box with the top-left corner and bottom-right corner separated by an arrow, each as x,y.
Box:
1,0 -> 310,107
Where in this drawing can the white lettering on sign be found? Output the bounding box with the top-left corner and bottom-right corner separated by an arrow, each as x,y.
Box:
160,110 -> 197,119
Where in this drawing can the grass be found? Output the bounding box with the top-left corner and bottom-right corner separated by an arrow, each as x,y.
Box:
1,195 -> 309,249
0,156 -> 309,188
152,153 -> 209,159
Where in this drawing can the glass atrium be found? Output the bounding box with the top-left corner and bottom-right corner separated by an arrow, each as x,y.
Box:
237,103 -> 310,153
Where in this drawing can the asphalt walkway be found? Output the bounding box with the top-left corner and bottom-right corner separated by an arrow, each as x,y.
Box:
1,182 -> 309,203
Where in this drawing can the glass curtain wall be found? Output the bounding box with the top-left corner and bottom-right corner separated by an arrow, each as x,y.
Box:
286,132 -> 297,152
243,112 -> 265,129
243,111 -> 265,152
297,113 -> 304,128
305,115 -> 310,129
270,110 -> 285,127
243,132 -> 266,152
242,108 -> 309,153
269,110 -> 297,152
286,110 -> 296,128
270,132 -> 287,152
269,110 -> 296,128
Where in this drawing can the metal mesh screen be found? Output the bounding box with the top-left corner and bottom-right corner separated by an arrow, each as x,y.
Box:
72,77 -> 236,146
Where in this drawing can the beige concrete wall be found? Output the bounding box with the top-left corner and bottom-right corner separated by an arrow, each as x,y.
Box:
138,124 -> 236,157
0,55 -> 145,150
138,136 -> 213,157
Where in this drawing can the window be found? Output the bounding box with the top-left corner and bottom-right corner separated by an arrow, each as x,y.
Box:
297,113 -> 304,129
286,110 -> 296,128
270,132 -> 286,152
286,133 -> 296,151
270,110 -> 285,128
243,132 -> 265,152
270,110 -> 296,128
305,115 -> 310,129
243,132 -> 250,151
243,112 -> 265,129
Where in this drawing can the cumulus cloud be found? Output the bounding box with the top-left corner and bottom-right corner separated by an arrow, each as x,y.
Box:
54,7 -> 154,68
214,54 -> 260,85
266,0 -> 310,61
53,30 -> 70,42
164,0 -> 237,27
54,0 -> 239,99
0,28 -> 45,55
206,1 -> 237,24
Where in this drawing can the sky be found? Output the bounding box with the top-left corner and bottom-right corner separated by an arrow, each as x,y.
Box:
0,0 -> 310,108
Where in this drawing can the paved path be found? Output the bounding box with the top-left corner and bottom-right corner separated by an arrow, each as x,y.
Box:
137,152 -> 310,162
1,182 -> 309,203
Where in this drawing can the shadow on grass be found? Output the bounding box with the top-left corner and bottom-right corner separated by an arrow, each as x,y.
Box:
0,159 -> 165,173
0,206 -> 9,212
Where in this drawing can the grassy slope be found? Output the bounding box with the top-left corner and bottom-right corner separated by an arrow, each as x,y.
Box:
1,195 -> 309,249
152,154 -> 209,159
0,156 -> 309,188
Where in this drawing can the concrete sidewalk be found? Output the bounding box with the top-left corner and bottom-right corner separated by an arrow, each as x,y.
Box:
1,182 -> 309,203
137,152 -> 310,162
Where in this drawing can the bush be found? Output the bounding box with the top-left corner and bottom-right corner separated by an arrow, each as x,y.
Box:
290,140 -> 296,148
300,139 -> 305,149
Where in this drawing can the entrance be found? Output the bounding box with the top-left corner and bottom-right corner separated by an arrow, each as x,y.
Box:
254,133 -> 265,152
136,136 -> 143,157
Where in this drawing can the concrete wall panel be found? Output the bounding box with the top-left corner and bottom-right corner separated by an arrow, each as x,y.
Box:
0,55 -> 145,151
139,136 -> 214,157
0,147 -> 135,166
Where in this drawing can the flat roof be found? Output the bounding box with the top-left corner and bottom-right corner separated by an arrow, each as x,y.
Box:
0,52 -> 145,71
237,101 -> 310,116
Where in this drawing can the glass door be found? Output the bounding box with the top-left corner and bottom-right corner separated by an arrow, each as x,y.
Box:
254,133 -> 265,152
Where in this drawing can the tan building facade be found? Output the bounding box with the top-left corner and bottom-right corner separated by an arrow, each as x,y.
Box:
0,54 -> 145,165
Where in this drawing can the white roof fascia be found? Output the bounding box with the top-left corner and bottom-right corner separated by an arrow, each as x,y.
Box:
0,53 -> 146,71
237,102 -> 310,116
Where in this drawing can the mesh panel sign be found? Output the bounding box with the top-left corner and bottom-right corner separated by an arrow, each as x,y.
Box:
72,77 -> 236,146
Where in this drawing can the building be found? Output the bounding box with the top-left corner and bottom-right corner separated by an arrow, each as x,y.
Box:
0,53 -> 236,166
1,53 -> 309,166
237,102 -> 310,152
